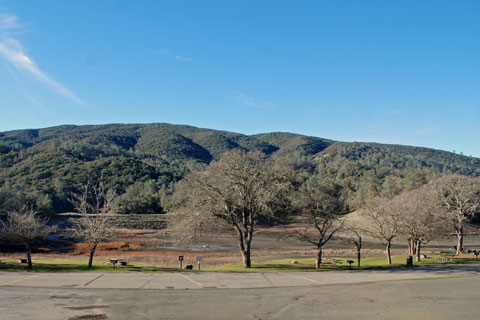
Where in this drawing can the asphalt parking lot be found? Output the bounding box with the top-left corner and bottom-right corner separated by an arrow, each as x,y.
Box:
1,264 -> 479,319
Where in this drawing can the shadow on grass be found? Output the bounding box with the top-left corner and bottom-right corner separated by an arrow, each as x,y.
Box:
1,255 -> 478,274
253,264 -> 315,270
211,255 -> 480,273
0,261 -> 178,273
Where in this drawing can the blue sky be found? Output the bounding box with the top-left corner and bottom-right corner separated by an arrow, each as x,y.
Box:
0,0 -> 479,157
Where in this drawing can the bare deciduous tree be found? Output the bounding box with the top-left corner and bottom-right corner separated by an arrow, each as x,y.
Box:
289,178 -> 348,269
435,175 -> 480,254
1,205 -> 56,268
342,222 -> 363,268
359,198 -> 403,264
397,186 -> 447,261
68,182 -> 117,268
172,150 -> 293,268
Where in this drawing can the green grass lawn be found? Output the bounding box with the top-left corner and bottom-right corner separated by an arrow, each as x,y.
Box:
0,259 -> 172,273
205,253 -> 480,272
0,253 -> 477,273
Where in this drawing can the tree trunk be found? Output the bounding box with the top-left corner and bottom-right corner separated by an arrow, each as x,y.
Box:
416,240 -> 421,262
315,247 -> 323,269
356,243 -> 361,268
234,224 -> 252,268
25,243 -> 32,269
408,238 -> 417,256
456,226 -> 464,255
244,229 -> 253,268
241,249 -> 251,268
386,241 -> 392,265
354,235 -> 362,268
88,245 -> 97,269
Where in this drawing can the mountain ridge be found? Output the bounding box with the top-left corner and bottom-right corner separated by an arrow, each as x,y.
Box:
1,123 -> 478,214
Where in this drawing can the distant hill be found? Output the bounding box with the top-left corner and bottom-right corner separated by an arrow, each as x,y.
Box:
0,123 -> 479,214
317,141 -> 480,176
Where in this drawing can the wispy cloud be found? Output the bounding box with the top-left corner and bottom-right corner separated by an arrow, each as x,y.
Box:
413,125 -> 437,135
234,92 -> 276,109
382,109 -> 400,117
0,13 -> 19,30
174,55 -> 192,62
157,48 -> 192,62
4,63 -> 46,109
0,13 -> 84,104
372,109 -> 401,119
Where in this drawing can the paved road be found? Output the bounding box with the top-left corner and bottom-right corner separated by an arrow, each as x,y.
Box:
1,264 -> 479,319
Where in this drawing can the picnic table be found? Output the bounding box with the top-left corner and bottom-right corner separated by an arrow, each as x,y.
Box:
108,259 -> 127,268
322,259 -> 342,265
438,254 -> 456,263
332,259 -> 342,265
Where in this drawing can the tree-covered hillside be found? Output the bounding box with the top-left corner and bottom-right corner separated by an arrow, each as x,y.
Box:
318,142 -> 480,175
0,123 -> 478,214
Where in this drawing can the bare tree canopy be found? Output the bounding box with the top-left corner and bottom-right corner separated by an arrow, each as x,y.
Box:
290,177 -> 348,269
342,222 -> 363,268
435,175 -> 480,254
1,205 -> 56,268
67,181 -> 117,268
172,150 -> 294,268
358,197 -> 403,264
394,185 -> 447,261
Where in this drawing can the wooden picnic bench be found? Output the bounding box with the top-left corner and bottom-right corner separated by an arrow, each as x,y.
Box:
108,259 -> 127,268
438,255 -> 456,263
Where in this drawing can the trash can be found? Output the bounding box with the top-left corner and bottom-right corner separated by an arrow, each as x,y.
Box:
406,255 -> 413,267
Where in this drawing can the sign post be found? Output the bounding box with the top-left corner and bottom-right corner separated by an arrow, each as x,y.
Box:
196,256 -> 203,270
178,256 -> 184,269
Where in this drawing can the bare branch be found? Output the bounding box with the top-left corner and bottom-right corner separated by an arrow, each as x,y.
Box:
434,175 -> 480,254
1,205 -> 56,268
171,149 -> 294,268
66,180 -> 117,268
288,177 -> 348,268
